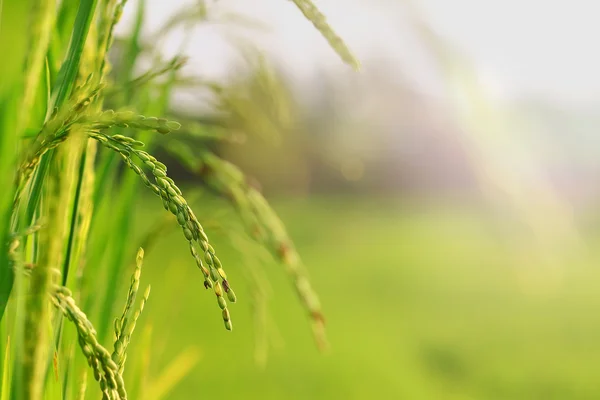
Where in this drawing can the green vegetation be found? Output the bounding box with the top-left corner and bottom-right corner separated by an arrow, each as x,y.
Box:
0,0 -> 356,398
148,195 -> 600,400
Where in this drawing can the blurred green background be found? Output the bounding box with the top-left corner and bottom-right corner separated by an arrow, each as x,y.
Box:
114,0 -> 600,399
132,194 -> 600,399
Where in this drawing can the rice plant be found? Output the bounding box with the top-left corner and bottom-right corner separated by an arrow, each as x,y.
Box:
0,0 -> 356,398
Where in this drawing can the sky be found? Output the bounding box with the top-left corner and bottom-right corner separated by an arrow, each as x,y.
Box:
116,0 -> 600,107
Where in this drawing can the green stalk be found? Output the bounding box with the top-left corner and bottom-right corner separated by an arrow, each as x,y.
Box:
25,0 -> 99,228
52,0 -> 98,108
18,1 -> 98,397
19,156 -> 68,400
0,0 -> 55,321
0,95 -> 19,321
96,178 -> 137,341
61,149 -> 87,285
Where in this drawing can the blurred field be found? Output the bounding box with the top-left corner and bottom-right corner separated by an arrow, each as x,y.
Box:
129,193 -> 600,399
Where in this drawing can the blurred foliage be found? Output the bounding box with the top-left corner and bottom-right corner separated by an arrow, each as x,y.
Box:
134,194 -> 600,400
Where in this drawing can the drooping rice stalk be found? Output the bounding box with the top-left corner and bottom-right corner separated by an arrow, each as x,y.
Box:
0,0 -> 355,397
290,0 -> 359,70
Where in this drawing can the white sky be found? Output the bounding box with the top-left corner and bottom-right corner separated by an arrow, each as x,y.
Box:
116,0 -> 600,107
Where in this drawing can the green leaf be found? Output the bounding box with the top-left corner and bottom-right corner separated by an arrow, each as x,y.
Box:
26,0 -> 99,226
1,336 -> 10,400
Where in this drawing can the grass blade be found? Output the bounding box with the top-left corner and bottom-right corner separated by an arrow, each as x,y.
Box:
25,0 -> 99,229
1,336 -> 10,400
52,0 -> 98,107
